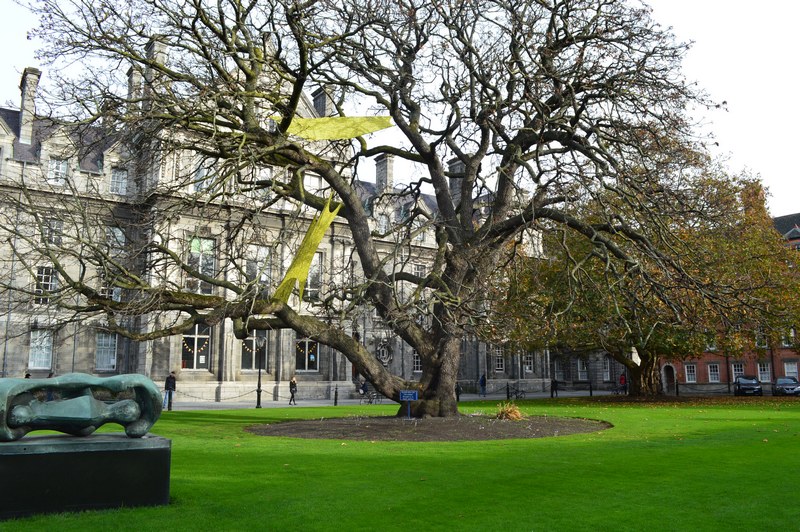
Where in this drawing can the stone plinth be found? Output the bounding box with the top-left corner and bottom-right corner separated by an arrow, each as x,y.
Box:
0,433 -> 171,520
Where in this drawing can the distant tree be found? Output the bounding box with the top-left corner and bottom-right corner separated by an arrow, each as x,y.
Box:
0,0 -> 736,415
486,175 -> 800,395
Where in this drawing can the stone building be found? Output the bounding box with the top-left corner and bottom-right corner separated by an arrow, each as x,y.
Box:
0,66 -> 557,403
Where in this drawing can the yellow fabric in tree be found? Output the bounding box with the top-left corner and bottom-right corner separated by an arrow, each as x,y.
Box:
273,197 -> 342,304
286,116 -> 392,140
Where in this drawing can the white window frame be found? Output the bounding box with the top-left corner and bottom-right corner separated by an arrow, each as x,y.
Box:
34,265 -> 57,305
757,362 -> 770,382
523,353 -> 534,374
708,363 -> 720,383
29,329 -> 53,369
246,244 -> 271,287
603,356 -> 611,381
782,328 -> 795,348
47,158 -> 68,186
106,226 -> 126,253
731,362 -> 744,379
100,274 -> 122,302
412,351 -> 422,372
577,359 -> 588,380
554,359 -> 564,381
42,218 -> 63,245
96,332 -> 118,371
685,363 -> 697,383
187,237 -> 216,294
785,361 -> 799,379
303,251 -> 323,301
110,168 -> 128,195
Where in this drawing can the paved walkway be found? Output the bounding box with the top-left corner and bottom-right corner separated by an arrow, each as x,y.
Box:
166,389 -> 613,411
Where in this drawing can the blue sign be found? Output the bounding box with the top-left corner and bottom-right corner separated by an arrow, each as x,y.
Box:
399,390 -> 418,402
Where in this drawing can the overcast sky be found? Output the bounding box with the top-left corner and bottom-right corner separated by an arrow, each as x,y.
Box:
1,1 -> 797,216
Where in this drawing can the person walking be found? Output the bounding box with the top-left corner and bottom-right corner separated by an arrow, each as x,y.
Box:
619,372 -> 627,395
479,374 -> 486,397
289,376 -> 298,405
163,371 -> 177,410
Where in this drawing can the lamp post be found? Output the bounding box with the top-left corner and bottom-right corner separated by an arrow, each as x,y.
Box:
255,335 -> 266,408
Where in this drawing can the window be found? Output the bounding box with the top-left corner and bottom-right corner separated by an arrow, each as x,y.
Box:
413,263 -> 426,279
47,158 -> 67,185
42,218 -> 63,245
755,329 -> 768,349
785,361 -> 799,379
241,329 -> 268,371
494,355 -> 504,373
193,160 -> 214,192
295,337 -> 318,372
245,244 -> 271,292
554,359 -> 564,381
523,353 -> 534,374
304,173 -> 323,193
706,334 -> 717,352
758,362 -> 770,382
413,220 -> 426,242
312,89 -> 327,116
34,266 -> 57,304
304,252 -> 323,301
377,214 -> 390,233
186,237 -> 215,294
99,274 -> 122,302
685,364 -> 697,383
492,346 -> 504,372
412,351 -> 422,372
29,329 -> 53,369
106,226 -> 126,254
578,359 -> 592,380
603,356 -> 611,381
110,168 -> 128,195
181,323 -> 211,369
731,362 -> 744,379
708,363 -> 720,383
96,332 -> 117,371
782,328 -> 795,348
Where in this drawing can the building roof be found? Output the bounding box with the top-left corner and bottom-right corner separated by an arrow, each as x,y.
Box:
773,213 -> 800,238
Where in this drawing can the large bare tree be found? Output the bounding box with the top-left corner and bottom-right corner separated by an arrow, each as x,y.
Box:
4,0 -> 725,415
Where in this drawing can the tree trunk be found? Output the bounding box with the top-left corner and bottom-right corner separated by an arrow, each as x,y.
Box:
398,336 -> 461,418
627,353 -> 662,396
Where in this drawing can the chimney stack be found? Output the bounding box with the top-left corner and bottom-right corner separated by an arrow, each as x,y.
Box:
19,67 -> 41,145
447,158 -> 465,207
127,66 -> 142,115
143,37 -> 167,111
375,154 -> 394,194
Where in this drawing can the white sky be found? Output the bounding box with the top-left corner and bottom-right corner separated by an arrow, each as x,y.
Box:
1,1 -> 797,216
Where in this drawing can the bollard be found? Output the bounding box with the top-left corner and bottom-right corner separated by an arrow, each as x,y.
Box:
589,382 -> 592,397
506,382 -> 510,400
334,385 -> 338,406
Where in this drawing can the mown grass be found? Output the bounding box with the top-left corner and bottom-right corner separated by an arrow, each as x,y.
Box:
4,397 -> 799,531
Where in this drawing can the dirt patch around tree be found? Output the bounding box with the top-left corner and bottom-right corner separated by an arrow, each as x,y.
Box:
245,414 -> 612,442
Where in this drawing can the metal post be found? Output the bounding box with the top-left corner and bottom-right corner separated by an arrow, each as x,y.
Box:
334,385 -> 338,406
255,336 -> 265,408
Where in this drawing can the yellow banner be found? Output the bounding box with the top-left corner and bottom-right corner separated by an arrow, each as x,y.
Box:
286,116 -> 393,140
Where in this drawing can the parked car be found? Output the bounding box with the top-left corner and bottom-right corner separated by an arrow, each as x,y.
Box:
733,376 -> 763,396
772,376 -> 800,396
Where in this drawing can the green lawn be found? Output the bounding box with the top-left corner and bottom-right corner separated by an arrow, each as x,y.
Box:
4,398 -> 799,531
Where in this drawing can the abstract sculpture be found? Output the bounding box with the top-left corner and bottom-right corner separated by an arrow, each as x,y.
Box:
0,373 -> 162,441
